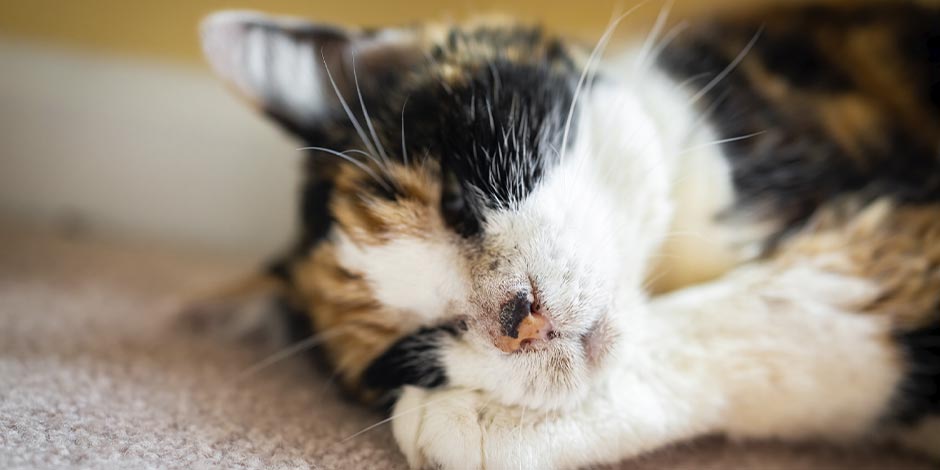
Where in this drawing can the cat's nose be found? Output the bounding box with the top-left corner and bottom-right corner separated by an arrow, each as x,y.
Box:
495,291 -> 554,353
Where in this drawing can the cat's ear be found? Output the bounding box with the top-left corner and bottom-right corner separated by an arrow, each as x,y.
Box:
200,10 -> 422,137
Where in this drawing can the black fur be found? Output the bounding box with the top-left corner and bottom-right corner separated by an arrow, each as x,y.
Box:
892,319 -> 940,424
658,5 -> 940,237
267,177 -> 335,287
362,323 -> 465,390
899,6 -> 940,113
757,31 -> 853,91
660,3 -> 940,424
402,58 -> 577,235
299,178 -> 335,249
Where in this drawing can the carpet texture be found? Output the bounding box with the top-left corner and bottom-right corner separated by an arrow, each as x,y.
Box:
0,227 -> 934,469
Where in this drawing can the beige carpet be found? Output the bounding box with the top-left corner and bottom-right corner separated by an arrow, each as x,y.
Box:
0,226 -> 934,469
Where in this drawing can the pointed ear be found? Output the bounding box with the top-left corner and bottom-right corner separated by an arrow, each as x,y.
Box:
200,10 -> 422,137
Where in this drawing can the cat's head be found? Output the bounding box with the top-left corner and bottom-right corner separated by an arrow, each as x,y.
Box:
202,11 -> 673,410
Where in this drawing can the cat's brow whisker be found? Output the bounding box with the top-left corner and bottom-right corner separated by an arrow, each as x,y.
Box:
688,26 -> 764,105
643,268 -> 673,292
633,0 -> 674,71
297,146 -> 394,192
561,0 -> 649,162
351,51 -> 393,170
683,88 -> 731,146
342,149 -> 377,159
320,49 -> 391,179
645,20 -> 689,73
401,95 -> 411,167
679,130 -> 767,155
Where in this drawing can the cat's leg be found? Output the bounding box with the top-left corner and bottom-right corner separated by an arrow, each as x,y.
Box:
176,269 -> 289,343
654,264 -> 901,443
393,379 -> 719,470
895,418 -> 940,460
392,262 -> 906,469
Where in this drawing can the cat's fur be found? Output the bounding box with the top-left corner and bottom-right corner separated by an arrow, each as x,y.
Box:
197,2 -> 939,467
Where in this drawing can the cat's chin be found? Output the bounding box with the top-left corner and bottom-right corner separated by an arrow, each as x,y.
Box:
499,313 -> 620,411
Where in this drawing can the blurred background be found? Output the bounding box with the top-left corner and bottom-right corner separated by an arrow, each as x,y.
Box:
0,0 -> 814,260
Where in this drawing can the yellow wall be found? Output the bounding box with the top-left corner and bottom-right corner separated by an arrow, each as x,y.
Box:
0,0 -> 796,65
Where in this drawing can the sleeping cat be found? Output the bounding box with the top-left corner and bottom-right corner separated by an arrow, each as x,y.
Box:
196,2 -> 939,468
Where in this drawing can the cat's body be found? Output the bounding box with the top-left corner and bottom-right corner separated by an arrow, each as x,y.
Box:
197,3 -> 939,467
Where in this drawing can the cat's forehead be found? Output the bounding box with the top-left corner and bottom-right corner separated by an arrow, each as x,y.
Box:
403,59 -> 578,208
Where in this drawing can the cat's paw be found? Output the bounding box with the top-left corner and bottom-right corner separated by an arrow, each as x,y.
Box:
392,386 -> 487,470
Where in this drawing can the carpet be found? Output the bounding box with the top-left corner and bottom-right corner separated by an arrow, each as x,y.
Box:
0,226 -> 933,469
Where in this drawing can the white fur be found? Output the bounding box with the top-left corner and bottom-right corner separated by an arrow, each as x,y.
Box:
333,229 -> 469,324
201,11 -> 329,124
430,54 -> 721,413
202,14 -> 924,467
394,262 -> 902,469
389,49 -> 913,469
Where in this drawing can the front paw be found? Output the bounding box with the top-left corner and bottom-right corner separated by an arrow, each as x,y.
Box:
392,386 -> 487,470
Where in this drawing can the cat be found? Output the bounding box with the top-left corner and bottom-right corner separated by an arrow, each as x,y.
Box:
195,2 -> 939,468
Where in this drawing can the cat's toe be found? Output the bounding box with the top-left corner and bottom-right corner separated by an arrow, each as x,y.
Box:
392,386 -> 485,470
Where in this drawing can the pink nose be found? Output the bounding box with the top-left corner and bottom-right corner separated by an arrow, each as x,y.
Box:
495,292 -> 555,353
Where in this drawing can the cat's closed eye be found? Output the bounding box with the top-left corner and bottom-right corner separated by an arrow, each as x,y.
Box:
440,169 -> 479,237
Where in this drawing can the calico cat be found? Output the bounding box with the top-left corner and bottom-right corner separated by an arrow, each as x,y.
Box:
196,2 -> 939,468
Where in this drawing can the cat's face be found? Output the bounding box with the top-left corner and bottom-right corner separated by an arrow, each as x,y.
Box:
203,11 -> 669,410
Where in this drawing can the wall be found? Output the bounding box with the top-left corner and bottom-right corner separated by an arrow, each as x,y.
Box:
0,0 -> 866,257
0,40 -> 298,257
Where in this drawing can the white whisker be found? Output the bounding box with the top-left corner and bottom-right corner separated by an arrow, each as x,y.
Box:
320,49 -> 386,172
634,0 -> 674,71
351,51 -> 392,169
401,95 -> 411,167
561,1 -> 649,162
679,130 -> 767,155
340,391 -> 473,443
298,146 -> 393,192
232,326 -> 350,383
645,19 -> 688,72
688,26 -> 764,104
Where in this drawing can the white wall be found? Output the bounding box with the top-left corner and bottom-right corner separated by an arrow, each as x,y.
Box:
0,39 -> 301,257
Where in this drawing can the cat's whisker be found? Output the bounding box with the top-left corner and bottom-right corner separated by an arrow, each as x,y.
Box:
633,0 -> 675,72
320,49 -> 392,179
517,403 -> 529,431
660,229 -> 713,241
316,354 -> 362,400
401,95 -> 411,167
297,146 -> 393,192
679,130 -> 767,155
681,87 -> 731,148
644,20 -> 689,74
342,148 -> 378,159
688,26 -> 764,105
642,265 -> 675,292
340,391 -> 474,443
232,325 -> 353,383
351,51 -> 393,171
561,1 -> 649,163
